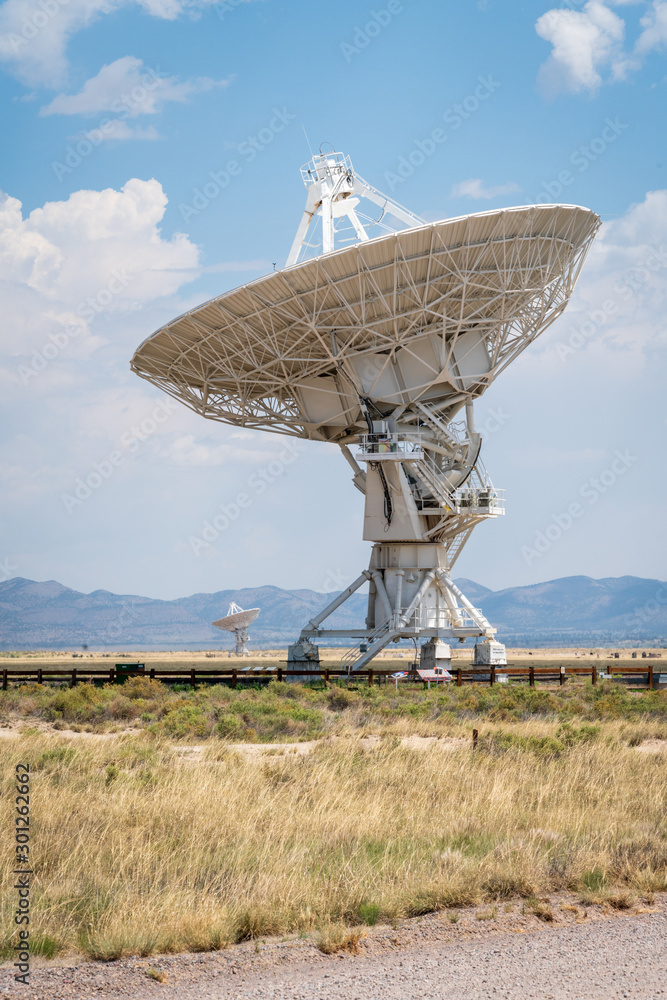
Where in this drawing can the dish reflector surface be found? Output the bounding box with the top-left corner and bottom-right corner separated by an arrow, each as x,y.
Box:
131,204 -> 599,442
213,607 -> 260,631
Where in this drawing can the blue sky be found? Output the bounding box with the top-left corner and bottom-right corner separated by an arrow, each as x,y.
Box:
0,0 -> 666,600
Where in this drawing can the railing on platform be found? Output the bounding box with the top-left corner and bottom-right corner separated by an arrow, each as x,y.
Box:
357,433 -> 424,461
455,487 -> 505,515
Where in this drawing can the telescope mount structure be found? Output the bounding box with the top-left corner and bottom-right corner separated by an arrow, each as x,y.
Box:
131,149 -> 600,673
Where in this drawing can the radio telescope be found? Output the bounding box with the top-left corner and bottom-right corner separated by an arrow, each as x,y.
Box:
212,602 -> 259,657
132,149 -> 599,672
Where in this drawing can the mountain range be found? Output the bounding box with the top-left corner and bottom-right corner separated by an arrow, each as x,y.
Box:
0,575 -> 664,650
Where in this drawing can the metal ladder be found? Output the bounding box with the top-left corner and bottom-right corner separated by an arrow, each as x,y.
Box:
340,617 -> 398,673
407,452 -> 457,509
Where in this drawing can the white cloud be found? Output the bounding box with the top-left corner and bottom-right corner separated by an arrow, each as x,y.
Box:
40,55 -> 231,118
0,0 -> 109,87
136,0 -> 183,17
535,0 -> 667,94
162,433 -> 287,467
0,178 -> 200,376
450,178 -> 520,200
546,189 -> 667,370
0,0 -> 230,88
636,0 -> 667,53
535,1 -> 630,95
601,187 -> 667,246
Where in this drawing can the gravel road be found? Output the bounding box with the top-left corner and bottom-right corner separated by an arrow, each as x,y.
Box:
2,900 -> 665,1000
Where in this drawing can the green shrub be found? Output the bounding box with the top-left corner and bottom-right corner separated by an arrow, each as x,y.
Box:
357,902 -> 381,926
108,696 -> 141,721
478,731 -> 566,759
162,705 -> 211,739
215,714 -> 244,739
121,677 -> 165,700
105,764 -> 119,785
35,746 -> 77,770
581,868 -> 606,891
30,934 -> 61,958
556,723 -> 600,746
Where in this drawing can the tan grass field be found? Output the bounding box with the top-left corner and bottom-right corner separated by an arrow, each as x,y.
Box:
3,647 -> 666,670
1,730 -> 665,962
1,650 -> 665,965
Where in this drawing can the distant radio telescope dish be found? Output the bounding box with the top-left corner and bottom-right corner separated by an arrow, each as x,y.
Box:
132,150 -> 600,673
212,602 -> 260,657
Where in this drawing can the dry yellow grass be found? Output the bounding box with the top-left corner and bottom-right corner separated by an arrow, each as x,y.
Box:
1,731 -> 665,961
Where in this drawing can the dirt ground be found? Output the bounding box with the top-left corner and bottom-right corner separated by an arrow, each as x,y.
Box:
2,894 -> 665,1000
0,725 -> 665,757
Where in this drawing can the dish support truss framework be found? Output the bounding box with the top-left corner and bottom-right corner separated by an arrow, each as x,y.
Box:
290,405 -> 510,673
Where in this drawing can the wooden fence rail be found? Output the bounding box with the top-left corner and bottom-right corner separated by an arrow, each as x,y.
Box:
0,665 -> 660,689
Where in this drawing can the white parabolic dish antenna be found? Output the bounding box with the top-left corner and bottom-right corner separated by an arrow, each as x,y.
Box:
132,150 -> 600,672
212,603 -> 260,657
